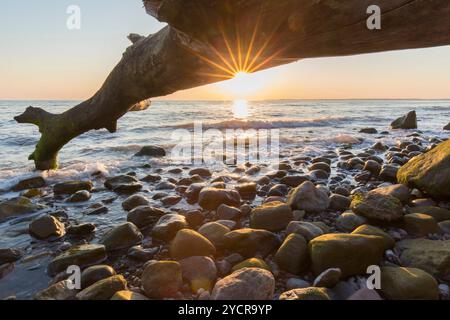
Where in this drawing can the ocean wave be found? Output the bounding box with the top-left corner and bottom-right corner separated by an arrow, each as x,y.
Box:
168,116 -> 354,130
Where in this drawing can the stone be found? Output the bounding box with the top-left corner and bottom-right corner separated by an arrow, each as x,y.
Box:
439,220 -> 450,234
347,288 -> 383,300
128,245 -> 157,261
141,261 -> 183,299
122,194 -> 149,211
54,181 -> 93,195
250,201 -> 293,232
104,175 -> 142,194
279,287 -> 331,300
267,184 -> 288,197
403,213 -> 440,237
286,278 -> 310,290
444,122 -> 450,131
81,265 -> 116,289
189,168 -> 212,177
328,194 -> 351,211
309,234 -> 386,277
379,164 -> 399,182
185,183 -> 206,204
0,197 -> 43,222
111,291 -> 149,300
350,189 -> 404,222
76,275 -> 127,300
152,214 -> 188,241
391,110 -> 417,129
198,187 -> 241,211
183,209 -> 205,227
170,229 -> 216,260
380,266 -> 439,300
408,206 -> 450,222
375,184 -> 410,203
179,256 -> 217,293
223,228 -> 280,258
396,239 -> 450,277
134,145 -> 166,157
198,222 -> 230,248
13,176 -> 46,191
155,181 -> 176,190
352,225 -> 395,250
141,174 -> 162,183
34,280 -> 77,300
211,268 -> 275,300
309,162 -> 331,173
363,160 -> 381,175
313,268 -> 341,288
309,169 -> 330,180
280,175 -> 310,188
127,205 -> 164,229
235,182 -> 257,200
359,128 -> 378,134
29,215 -> 65,240
99,223 -> 143,251
397,139 -> 450,199
336,212 -> 368,232
0,248 -> 22,264
67,223 -> 96,236
48,244 -> 107,276
231,258 -> 271,273
216,204 -> 241,220
66,190 -> 91,203
286,221 -> 323,241
287,181 -> 330,213
275,234 -> 309,275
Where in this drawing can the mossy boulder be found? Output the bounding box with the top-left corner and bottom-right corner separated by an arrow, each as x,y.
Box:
275,234 -> 309,275
309,234 -> 385,277
351,224 -> 394,250
403,213 -> 440,237
250,201 -> 293,231
380,267 -> 439,300
170,229 -> 216,260
0,197 -> 43,222
99,223 -> 143,251
76,275 -> 127,300
279,287 -> 331,300
48,244 -> 107,276
350,189 -> 404,222
198,222 -> 230,248
397,139 -> 450,199
396,239 -> 450,277
223,228 -> 280,258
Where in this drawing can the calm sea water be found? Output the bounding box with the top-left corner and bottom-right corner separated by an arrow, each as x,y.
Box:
0,99 -> 449,192
0,99 -> 449,299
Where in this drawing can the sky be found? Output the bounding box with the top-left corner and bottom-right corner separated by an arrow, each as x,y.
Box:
1,0 -> 450,101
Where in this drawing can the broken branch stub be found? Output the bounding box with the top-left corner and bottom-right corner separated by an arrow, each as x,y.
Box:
15,0 -> 450,170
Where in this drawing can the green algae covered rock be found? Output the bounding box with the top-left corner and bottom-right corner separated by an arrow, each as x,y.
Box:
309,234 -> 385,277
397,139 -> 450,199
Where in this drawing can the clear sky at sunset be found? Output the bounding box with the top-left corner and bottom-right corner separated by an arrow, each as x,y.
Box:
1,0 -> 450,100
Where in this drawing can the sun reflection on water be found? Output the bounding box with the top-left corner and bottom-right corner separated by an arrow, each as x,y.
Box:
232,99 -> 249,119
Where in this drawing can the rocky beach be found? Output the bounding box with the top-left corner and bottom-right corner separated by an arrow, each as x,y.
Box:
0,101 -> 449,300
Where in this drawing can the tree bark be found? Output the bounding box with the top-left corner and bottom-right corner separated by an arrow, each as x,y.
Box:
15,0 -> 450,170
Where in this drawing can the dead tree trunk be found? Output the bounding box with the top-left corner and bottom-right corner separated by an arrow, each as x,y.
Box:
15,0 -> 450,170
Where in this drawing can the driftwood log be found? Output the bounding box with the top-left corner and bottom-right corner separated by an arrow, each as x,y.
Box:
15,0 -> 450,170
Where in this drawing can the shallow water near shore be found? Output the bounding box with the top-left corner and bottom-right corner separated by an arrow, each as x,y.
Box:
0,99 -> 449,299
